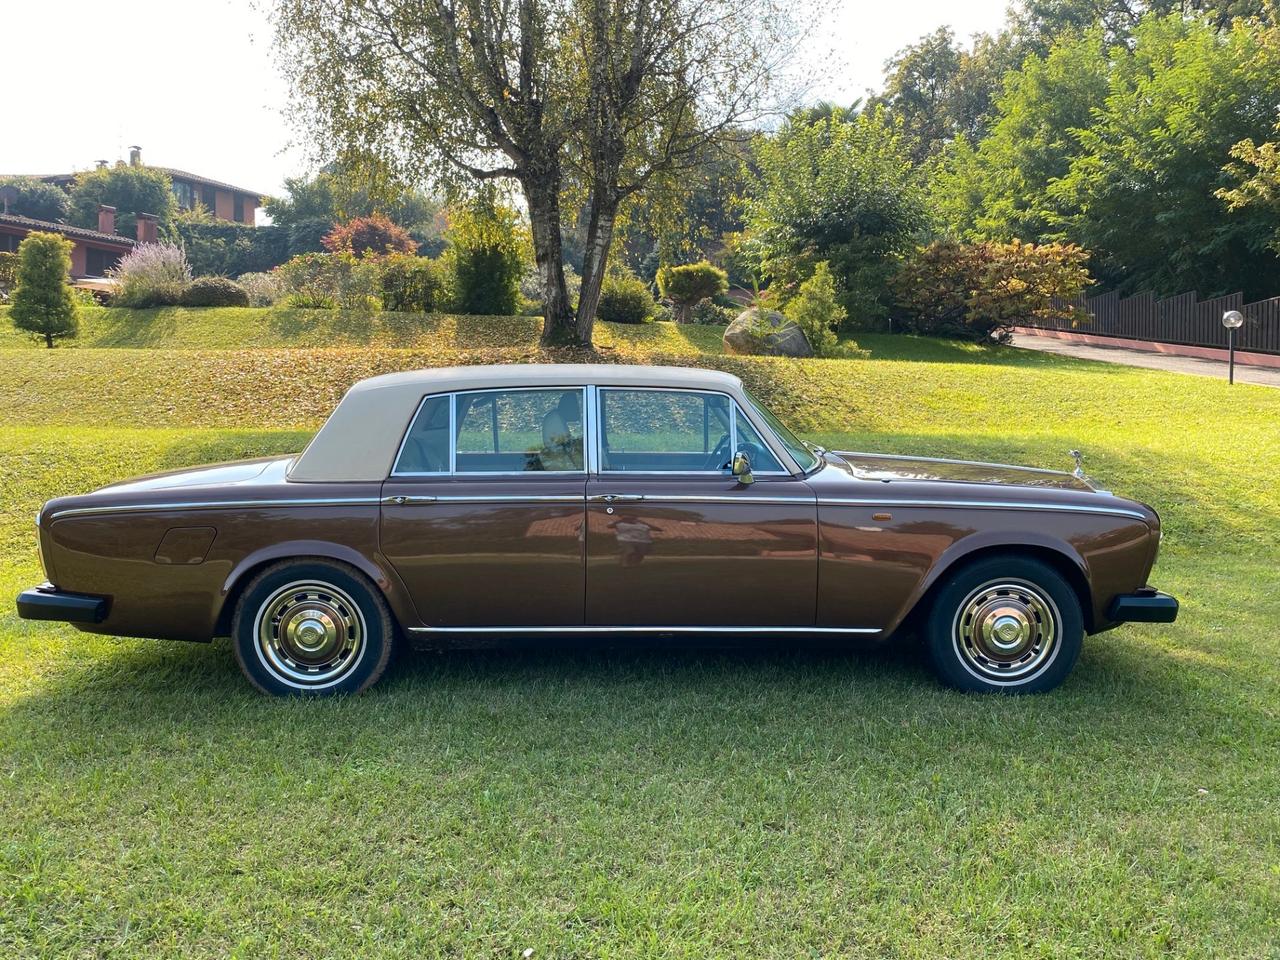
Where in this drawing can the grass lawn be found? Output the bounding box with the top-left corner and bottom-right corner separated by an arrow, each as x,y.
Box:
1,309 -> 1277,957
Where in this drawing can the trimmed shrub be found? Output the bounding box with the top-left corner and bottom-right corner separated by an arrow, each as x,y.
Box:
440,194 -> 526,315
379,254 -> 441,312
656,261 -> 729,323
891,239 -> 1091,342
110,243 -> 192,308
275,252 -> 381,309
9,232 -> 78,348
322,214 -> 418,259
783,261 -> 846,356
596,273 -> 655,324
176,220 -> 293,277
237,271 -> 282,306
180,276 -> 250,307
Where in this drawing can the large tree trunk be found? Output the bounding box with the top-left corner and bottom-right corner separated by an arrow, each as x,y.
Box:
575,190 -> 620,345
522,176 -> 581,347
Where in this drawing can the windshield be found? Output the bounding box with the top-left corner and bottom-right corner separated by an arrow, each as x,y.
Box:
745,390 -> 819,473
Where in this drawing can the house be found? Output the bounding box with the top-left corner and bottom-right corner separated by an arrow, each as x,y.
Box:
36,147 -> 262,226
0,204 -> 153,281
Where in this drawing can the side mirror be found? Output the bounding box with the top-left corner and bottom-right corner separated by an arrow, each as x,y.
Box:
731,451 -> 754,485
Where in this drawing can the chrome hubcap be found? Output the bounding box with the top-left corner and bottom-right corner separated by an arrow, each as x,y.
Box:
255,581 -> 365,689
952,579 -> 1059,683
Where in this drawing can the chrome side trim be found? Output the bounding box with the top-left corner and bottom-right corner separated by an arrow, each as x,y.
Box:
408,625 -> 881,636
817,497 -> 1148,521
392,494 -> 584,504
834,450 -> 1078,477
596,494 -> 809,506
47,497 -> 382,522
381,495 -> 439,505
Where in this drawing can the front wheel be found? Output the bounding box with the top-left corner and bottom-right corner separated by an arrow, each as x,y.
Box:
924,555 -> 1083,694
232,559 -> 395,696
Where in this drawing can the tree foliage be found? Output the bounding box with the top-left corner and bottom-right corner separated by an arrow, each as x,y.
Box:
892,239 -> 1091,342
10,232 -> 79,348
656,261 -> 728,323
69,165 -> 177,239
440,192 -> 527,315
1218,122 -> 1280,254
783,261 -> 845,355
0,176 -> 70,222
744,109 -> 929,325
322,214 -> 419,258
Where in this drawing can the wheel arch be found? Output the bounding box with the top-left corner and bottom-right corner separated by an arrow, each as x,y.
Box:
891,539 -> 1095,638
213,540 -> 417,637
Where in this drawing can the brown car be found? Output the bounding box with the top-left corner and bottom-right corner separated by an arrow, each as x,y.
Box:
17,364 -> 1177,696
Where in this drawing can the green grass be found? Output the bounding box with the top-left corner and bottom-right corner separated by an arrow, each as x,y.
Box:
1,310 -> 1278,957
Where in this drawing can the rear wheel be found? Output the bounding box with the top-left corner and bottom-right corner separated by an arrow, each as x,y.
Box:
232,559 -> 394,696
925,555 -> 1083,694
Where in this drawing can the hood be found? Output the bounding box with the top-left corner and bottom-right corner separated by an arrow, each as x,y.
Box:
833,451 -> 1096,492
93,455 -> 296,495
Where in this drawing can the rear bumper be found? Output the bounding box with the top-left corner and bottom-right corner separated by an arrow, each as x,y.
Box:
16,583 -> 109,624
1107,588 -> 1179,624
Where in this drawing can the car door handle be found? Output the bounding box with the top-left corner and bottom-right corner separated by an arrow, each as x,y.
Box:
588,494 -> 646,503
381,495 -> 439,505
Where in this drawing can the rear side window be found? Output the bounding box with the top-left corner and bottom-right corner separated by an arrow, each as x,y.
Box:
392,394 -> 450,474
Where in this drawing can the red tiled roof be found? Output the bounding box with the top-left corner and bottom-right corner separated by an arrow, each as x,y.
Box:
0,213 -> 134,248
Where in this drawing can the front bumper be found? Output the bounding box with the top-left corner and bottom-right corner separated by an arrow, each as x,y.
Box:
16,583 -> 109,624
1107,588 -> 1179,624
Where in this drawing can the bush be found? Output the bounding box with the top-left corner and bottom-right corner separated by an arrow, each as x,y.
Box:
441,193 -> 526,315
109,243 -> 192,308
690,301 -> 738,326
275,252 -> 381,310
656,261 -> 728,323
0,251 -> 17,301
9,232 -> 78,348
180,276 -> 250,307
783,262 -> 846,356
237,271 -> 282,306
596,273 -> 655,324
322,214 -> 418,259
379,254 -> 441,312
0,176 -> 70,222
892,239 -> 1091,342
176,220 -> 292,277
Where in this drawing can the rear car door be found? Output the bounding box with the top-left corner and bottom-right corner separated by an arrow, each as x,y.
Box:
380,386 -> 588,628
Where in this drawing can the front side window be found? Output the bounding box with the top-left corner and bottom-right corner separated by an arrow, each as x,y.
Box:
599,389 -> 735,473
745,390 -> 818,473
455,388 -> 583,473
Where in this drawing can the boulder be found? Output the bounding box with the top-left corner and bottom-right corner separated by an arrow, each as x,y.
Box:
722,308 -> 814,357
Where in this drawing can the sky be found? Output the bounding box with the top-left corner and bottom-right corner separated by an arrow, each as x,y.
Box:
2,0 -> 1009,201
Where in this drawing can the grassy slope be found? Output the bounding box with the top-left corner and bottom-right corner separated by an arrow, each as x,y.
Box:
1,309 -> 1278,957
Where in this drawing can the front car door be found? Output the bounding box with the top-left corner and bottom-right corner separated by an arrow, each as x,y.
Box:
584,387 -> 818,627
380,386 -> 588,628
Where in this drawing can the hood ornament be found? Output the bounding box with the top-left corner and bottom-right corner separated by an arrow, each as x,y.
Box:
1068,449 -> 1096,489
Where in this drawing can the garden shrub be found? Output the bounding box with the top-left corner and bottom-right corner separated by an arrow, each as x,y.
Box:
180,276 -> 250,307
275,252 -> 381,309
783,262 -> 846,356
9,232 -> 78,348
237,271 -> 282,306
596,273 -> 654,324
656,261 -> 728,323
322,214 -> 418,259
690,301 -> 738,325
110,243 -> 192,308
441,194 -> 526,315
892,239 -> 1091,342
176,220 -> 292,277
379,254 -> 441,312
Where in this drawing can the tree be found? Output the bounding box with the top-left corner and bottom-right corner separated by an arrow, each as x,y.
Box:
744,109 -> 929,325
0,176 -> 70,222
783,261 -> 845,355
1218,122 -> 1280,254
322,214 -> 419,258
10,232 -> 79,348
272,0 -> 794,346
656,260 -> 728,322
68,164 -> 176,239
441,191 -> 527,315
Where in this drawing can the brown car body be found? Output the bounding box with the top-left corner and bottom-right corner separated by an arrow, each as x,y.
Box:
19,364 -> 1175,660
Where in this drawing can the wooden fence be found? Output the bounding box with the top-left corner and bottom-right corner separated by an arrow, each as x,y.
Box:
1027,290 -> 1280,355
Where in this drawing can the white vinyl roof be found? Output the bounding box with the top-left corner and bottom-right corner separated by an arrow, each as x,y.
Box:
289,364 -> 748,482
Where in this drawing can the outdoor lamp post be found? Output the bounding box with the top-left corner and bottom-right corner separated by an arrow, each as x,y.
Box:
1222,310 -> 1244,385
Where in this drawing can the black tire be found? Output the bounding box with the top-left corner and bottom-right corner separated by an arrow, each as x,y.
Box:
924,554 -> 1083,694
232,559 -> 395,696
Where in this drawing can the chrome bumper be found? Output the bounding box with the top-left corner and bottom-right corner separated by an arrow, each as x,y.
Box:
16,583 -> 109,624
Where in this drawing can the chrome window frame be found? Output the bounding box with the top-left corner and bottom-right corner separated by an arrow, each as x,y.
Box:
595,386 -> 792,478
390,386 -> 590,478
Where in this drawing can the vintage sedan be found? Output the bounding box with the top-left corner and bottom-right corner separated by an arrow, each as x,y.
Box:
17,364 -> 1177,696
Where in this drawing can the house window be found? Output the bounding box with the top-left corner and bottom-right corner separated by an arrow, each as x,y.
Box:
1,234 -> 23,252
201,185 -> 217,212
84,248 -> 122,277
172,181 -> 195,209
234,194 -> 245,222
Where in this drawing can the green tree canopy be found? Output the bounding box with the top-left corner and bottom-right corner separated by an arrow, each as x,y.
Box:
10,232 -> 78,348
69,165 -> 176,239
0,177 -> 70,222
